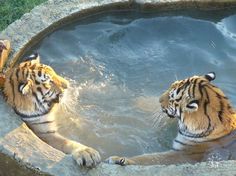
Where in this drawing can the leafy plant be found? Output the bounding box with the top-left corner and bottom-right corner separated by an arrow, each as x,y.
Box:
0,0 -> 46,31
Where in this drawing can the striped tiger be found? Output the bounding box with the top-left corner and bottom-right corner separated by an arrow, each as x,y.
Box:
3,54 -> 101,167
107,72 -> 236,165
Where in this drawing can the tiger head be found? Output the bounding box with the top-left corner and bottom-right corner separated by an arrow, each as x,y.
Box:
159,72 -> 236,138
3,54 -> 69,120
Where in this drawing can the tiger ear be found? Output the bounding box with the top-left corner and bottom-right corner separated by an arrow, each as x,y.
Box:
204,72 -> 215,82
18,80 -> 32,95
25,53 -> 40,63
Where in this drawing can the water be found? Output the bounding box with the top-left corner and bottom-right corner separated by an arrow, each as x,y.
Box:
13,9 -> 236,159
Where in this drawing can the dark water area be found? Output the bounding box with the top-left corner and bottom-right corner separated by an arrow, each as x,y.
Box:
16,9 -> 236,159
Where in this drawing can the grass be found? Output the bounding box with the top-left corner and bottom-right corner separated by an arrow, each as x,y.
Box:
0,0 -> 47,31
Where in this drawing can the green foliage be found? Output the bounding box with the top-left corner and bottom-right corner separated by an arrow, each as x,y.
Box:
0,0 -> 46,31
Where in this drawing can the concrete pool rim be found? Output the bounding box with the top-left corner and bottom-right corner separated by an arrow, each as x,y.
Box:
1,0 -> 236,175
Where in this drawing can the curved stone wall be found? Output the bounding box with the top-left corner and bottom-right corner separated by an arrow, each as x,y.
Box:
1,0 -> 236,175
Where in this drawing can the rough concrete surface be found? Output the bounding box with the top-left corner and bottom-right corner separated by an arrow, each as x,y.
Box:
1,0 -> 236,175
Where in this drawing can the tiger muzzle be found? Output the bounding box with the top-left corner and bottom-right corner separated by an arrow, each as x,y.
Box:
162,107 -> 176,119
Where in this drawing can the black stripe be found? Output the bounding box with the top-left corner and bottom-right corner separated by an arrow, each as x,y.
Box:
171,147 -> 181,151
176,87 -> 181,95
175,80 -> 190,102
37,87 -> 44,97
25,69 -> 29,79
33,92 -> 41,104
35,80 -> 40,85
179,107 -> 183,121
14,108 -> 50,119
183,79 -> 190,92
178,130 -> 200,138
175,89 -> 185,102
218,99 -> 224,122
188,81 -> 192,97
185,79 -> 191,87
182,79 -> 190,92
205,85 -> 228,99
30,64 -> 36,70
202,87 -> 213,135
9,72 -> 15,103
31,71 -> 36,77
198,80 -> 205,98
15,68 -> 20,82
22,63 -> 28,68
186,130 -> 235,144
227,104 -> 235,114
211,84 -> 217,88
30,121 -> 54,125
204,84 -> 230,122
23,68 -> 27,79
48,90 -> 55,98
175,96 -> 182,102
192,79 -> 198,98
185,151 -> 205,155
174,139 -> 192,146
33,91 -> 49,113
44,90 -> 51,97
82,158 -> 86,166
34,102 -> 37,111
38,70 -> 42,77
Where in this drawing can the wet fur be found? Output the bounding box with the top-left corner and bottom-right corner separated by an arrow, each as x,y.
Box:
3,54 -> 101,167
107,73 -> 236,165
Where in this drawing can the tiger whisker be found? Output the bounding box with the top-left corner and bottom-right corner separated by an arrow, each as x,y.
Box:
150,110 -> 162,123
152,111 -> 165,128
152,117 -> 160,128
153,115 -> 164,128
152,109 -> 162,117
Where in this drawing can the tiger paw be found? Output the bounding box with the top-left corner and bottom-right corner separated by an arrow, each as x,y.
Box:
105,156 -> 130,166
72,147 -> 101,167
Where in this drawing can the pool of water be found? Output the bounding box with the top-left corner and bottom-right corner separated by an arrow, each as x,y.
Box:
16,9 -> 236,159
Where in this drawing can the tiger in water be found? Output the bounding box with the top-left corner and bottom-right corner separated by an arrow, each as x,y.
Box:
107,72 -> 236,165
0,44 -> 101,167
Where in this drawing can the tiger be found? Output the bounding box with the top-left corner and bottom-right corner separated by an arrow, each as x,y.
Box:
2,53 -> 101,167
107,72 -> 236,165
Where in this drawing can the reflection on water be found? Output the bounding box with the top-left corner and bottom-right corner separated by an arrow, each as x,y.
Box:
17,9 -> 236,159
